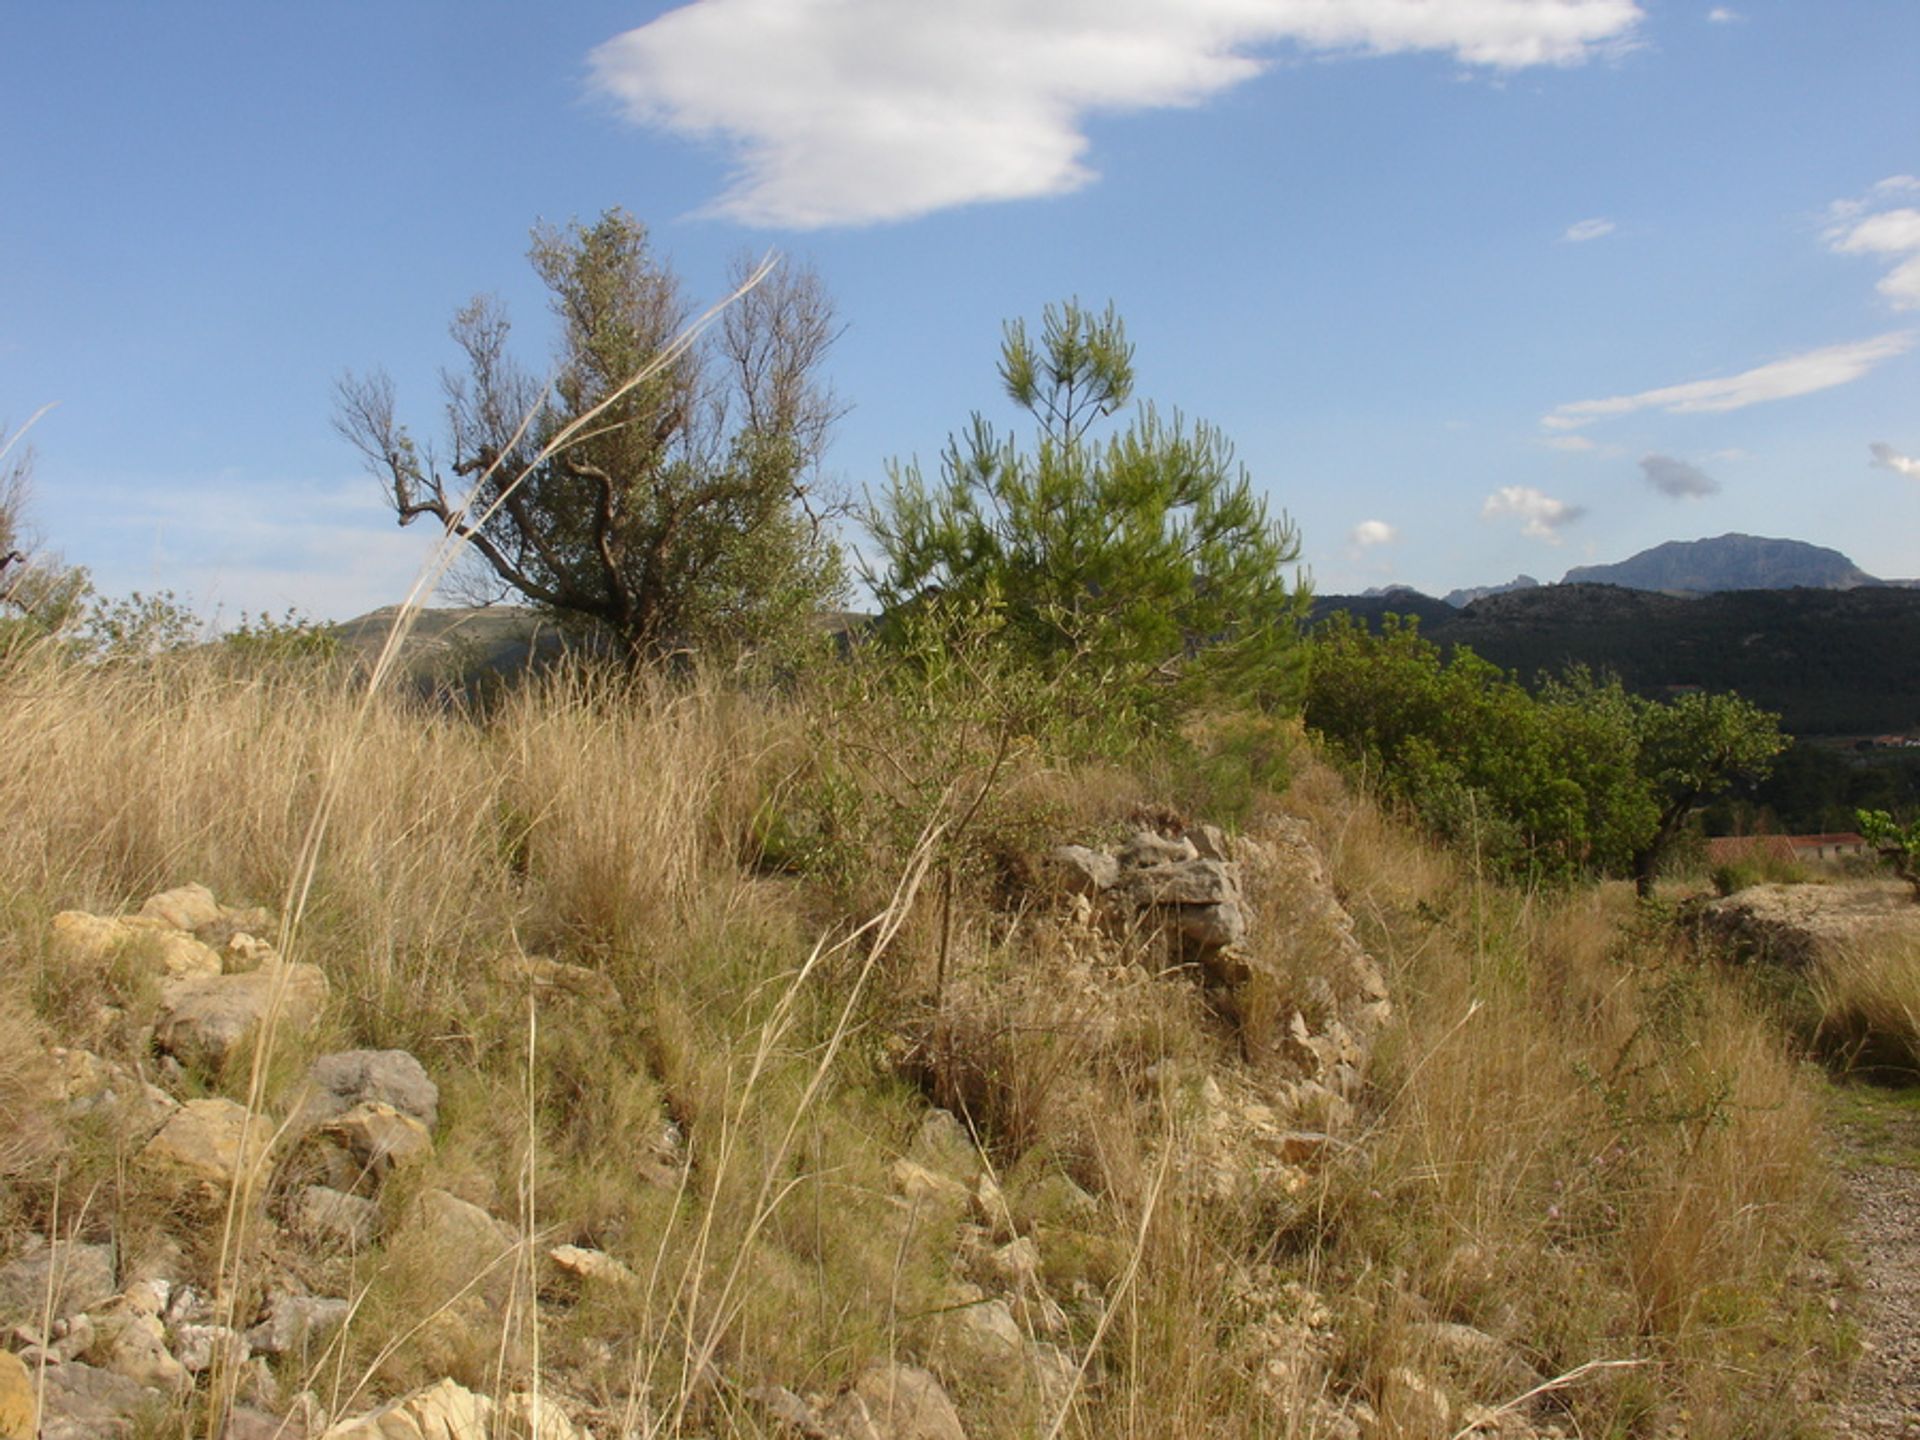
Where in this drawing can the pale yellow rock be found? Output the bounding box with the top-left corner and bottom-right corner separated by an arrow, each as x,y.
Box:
0,1349 -> 35,1440
136,882 -> 222,932
140,929 -> 224,979
325,1101 -> 433,1175
48,911 -> 132,966
321,1376 -> 492,1439
548,1244 -> 638,1288
138,1098 -> 273,1194
888,1159 -> 970,1209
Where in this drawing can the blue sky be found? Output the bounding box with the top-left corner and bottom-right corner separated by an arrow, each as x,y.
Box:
4,0 -> 1917,620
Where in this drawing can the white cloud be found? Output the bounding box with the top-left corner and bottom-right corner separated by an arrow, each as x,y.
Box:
1870,442 -> 1920,480
1706,7 -> 1742,22
1545,434 -> 1597,452
1639,453 -> 1719,498
1482,485 -> 1586,543
589,0 -> 1645,228
1562,217 -> 1616,242
1825,182 -> 1920,310
1350,519 -> 1397,548
1543,331 -> 1914,430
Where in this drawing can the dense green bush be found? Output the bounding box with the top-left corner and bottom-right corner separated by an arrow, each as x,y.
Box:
1305,613 -> 1783,888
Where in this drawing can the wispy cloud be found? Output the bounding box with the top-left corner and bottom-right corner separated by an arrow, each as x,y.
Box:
1870,442 -> 1920,480
1706,7 -> 1743,22
1483,485 -> 1586,543
1349,519 -> 1398,548
1563,217 -> 1616,242
1543,331 -> 1914,430
589,0 -> 1645,228
1545,435 -> 1597,452
1825,178 -> 1920,309
1639,453 -> 1719,499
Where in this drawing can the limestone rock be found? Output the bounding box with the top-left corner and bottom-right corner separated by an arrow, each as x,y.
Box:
137,883 -> 223,932
987,1236 -> 1040,1292
889,1159 -> 970,1210
747,1384 -> 830,1437
321,1378 -> 580,1440
138,1098 -> 272,1196
247,1294 -> 351,1358
547,1245 -> 638,1289
88,1310 -> 190,1392
824,1363 -> 967,1440
155,960 -> 330,1070
0,1349 -> 35,1440
295,1185 -> 380,1250
170,1321 -> 249,1374
36,1359 -> 167,1440
411,1189 -> 517,1261
322,1376 -> 490,1439
1049,846 -> 1118,897
297,1050 -> 439,1132
322,1102 -> 433,1180
48,911 -> 134,967
0,1239 -> 118,1327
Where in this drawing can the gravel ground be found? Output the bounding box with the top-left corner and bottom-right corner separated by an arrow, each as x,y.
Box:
1831,1097 -> 1920,1438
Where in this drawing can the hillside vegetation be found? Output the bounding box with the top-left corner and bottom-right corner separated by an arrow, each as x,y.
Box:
0,634 -> 1871,1439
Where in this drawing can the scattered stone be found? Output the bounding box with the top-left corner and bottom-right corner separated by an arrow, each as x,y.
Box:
411,1188 -> 517,1262
911,1109 -> 979,1177
987,1236 -> 1040,1292
296,1051 -> 439,1132
321,1376 -> 490,1439
823,1363 -> 967,1440
247,1294 -> 351,1359
547,1245 -> 638,1289
137,883 -> 223,932
0,1239 -> 118,1327
120,1278 -> 170,1317
36,1359 -> 169,1440
155,961 -> 330,1071
321,1102 -> 433,1180
321,1378 -> 580,1440
171,1321 -> 250,1374
87,1310 -> 190,1392
889,1160 -> 970,1210
971,1173 -> 1015,1241
224,1402 -> 310,1440
496,1391 -> 585,1440
294,1186 -> 379,1250
47,912 -> 135,967
747,1383 -> 830,1437
1049,846 -> 1119,897
138,1098 -> 273,1197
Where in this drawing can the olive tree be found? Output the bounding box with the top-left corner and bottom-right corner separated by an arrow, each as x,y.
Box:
865,300 -> 1310,732
335,209 -> 843,663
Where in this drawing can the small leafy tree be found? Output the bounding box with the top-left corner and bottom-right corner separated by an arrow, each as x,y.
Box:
1627,689 -> 1786,896
1857,808 -> 1920,900
336,209 -> 844,664
1305,612 -> 1784,889
865,300 -> 1309,736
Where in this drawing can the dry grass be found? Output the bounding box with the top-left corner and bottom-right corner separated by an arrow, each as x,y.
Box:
1809,936 -> 1920,1080
0,643 -> 1855,1439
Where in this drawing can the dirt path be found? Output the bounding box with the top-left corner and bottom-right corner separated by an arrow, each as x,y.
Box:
1829,1088 -> 1920,1438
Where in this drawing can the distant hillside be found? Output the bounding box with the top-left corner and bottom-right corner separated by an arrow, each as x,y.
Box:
1313,583 -> 1920,736
1562,534 -> 1878,593
1444,574 -> 1539,608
